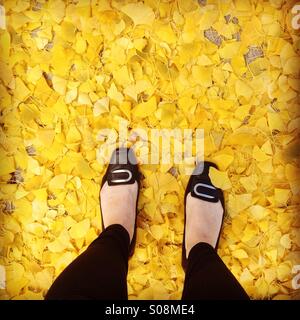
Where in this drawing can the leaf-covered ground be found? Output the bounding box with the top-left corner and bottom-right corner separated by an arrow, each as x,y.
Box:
0,0 -> 300,300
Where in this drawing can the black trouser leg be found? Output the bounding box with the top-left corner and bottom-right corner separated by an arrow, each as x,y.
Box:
45,224 -> 129,300
182,242 -> 250,300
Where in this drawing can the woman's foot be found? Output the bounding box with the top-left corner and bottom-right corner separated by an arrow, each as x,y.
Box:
100,148 -> 140,248
100,181 -> 138,242
185,193 -> 224,258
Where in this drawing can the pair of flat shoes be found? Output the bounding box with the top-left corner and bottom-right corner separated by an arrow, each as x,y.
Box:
100,148 -> 225,269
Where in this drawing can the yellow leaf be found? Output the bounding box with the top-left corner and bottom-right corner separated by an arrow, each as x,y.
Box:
135,247 -> 148,263
78,92 -> 92,106
248,205 -> 268,220
231,212 -> 247,233
177,96 -> 197,114
274,188 -> 290,206
261,140 -> 273,155
192,66 -> 212,87
155,22 -> 177,43
267,112 -> 286,132
69,219 -> 90,239
0,155 -> 15,176
255,278 -> 269,298
60,21 -> 76,42
5,217 -> 21,233
26,65 -> 42,84
14,77 -> 30,103
152,280 -> 169,299
47,239 -> 67,253
232,249 -> 249,259
48,0 -> 65,23
65,88 -> 77,103
240,268 -> 254,285
197,54 -> 213,66
124,80 -> 150,101
150,225 -> 164,241
219,42 -> 241,59
277,262 -> 291,282
49,174 -> 67,190
113,65 -> 131,87
212,154 -> 234,171
283,57 -> 300,75
85,228 -> 98,244
143,187 -> 154,199
253,145 -> 270,162
37,129 -> 55,146
209,167 -> 232,190
235,0 -> 252,11
231,56 -> 247,76
6,263 -> 28,297
228,194 -> 253,217
107,82 -> 124,105
280,234 -> 292,249
93,97 -> 110,116
266,249 -> 277,263
35,37 -> 48,50
0,30 -> 10,63
133,96 -> 157,118
52,75 -> 67,95
66,126 -> 81,143
114,19 -> 126,36
121,3 -> 155,26
240,175 -> 257,193
118,101 -> 131,120
32,199 -> 48,221
35,269 -> 53,290
160,103 -> 176,127
257,159 -> 273,173
234,104 -> 251,121
241,223 -> 258,242
75,157 -> 95,179
235,80 -> 253,100
75,35 -> 87,54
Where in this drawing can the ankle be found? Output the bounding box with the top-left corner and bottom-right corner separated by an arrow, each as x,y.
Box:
185,193 -> 223,258
100,182 -> 138,243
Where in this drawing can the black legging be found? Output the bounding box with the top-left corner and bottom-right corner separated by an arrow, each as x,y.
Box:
45,224 -> 249,300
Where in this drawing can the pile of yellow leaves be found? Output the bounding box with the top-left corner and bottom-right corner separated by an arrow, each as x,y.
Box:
0,0 -> 300,300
